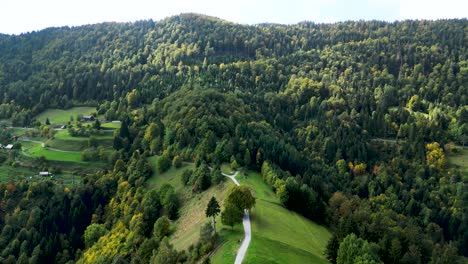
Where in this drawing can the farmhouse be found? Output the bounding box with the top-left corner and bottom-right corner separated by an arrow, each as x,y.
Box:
83,115 -> 95,121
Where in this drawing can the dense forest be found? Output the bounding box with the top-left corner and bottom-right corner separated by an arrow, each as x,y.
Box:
0,13 -> 467,263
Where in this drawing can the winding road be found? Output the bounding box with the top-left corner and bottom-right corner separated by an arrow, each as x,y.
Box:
222,171 -> 251,264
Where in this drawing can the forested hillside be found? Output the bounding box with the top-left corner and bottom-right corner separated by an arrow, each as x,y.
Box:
0,14 -> 467,263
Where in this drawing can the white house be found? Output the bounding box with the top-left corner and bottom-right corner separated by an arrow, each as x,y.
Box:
39,172 -> 52,177
5,144 -> 13,150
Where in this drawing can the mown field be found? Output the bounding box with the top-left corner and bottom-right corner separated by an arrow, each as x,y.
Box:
101,121 -> 121,129
35,107 -> 97,124
21,141 -> 83,163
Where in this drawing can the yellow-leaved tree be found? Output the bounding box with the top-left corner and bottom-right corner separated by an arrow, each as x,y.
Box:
426,142 -> 446,171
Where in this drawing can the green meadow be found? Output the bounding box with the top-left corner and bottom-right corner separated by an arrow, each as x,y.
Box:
35,107 -> 97,124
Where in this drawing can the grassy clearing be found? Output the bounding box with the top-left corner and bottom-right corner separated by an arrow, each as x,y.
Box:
21,141 -> 84,163
0,164 -> 81,185
0,164 -> 37,181
35,107 -> 97,124
146,156 -> 195,193
46,138 -> 86,151
47,130 -> 113,151
146,157 -> 234,250
101,121 -> 121,129
212,171 -> 331,264
9,127 -> 38,137
54,130 -> 113,141
172,182 -> 233,251
210,224 -> 245,264
220,163 -> 234,174
448,148 -> 468,176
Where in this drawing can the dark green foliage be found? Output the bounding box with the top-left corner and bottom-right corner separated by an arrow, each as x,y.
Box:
191,163 -> 211,192
136,238 -> 159,263
221,185 -> 255,229
153,216 -> 171,239
181,169 -> 193,186
199,222 -> 214,244
159,184 -> 179,219
221,203 -> 243,230
172,155 -> 182,168
0,14 -> 466,263
156,154 -> 171,173
150,237 -> 177,264
211,168 -> 224,185
93,119 -> 101,130
205,196 -> 220,233
325,234 -> 340,264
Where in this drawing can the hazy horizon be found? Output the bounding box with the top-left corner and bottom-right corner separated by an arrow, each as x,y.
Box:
1,0 -> 467,35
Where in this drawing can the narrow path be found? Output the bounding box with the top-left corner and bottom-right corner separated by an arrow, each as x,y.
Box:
20,138 -> 45,147
221,171 -> 251,264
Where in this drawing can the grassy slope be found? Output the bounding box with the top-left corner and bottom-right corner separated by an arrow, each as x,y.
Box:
54,130 -> 113,141
0,164 -> 38,181
212,170 -> 331,264
35,107 -> 96,124
146,159 -> 330,263
0,163 -> 80,185
22,141 -> 84,162
101,122 -> 121,129
448,148 -> 468,178
48,130 -> 113,151
146,157 -> 236,251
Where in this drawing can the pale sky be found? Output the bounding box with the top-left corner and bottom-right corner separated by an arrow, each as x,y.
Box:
0,0 -> 467,34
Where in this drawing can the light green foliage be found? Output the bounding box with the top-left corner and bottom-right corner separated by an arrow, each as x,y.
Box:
224,185 -> 256,211
221,203 -> 243,229
172,155 -> 182,168
83,224 -> 107,248
337,233 -> 381,264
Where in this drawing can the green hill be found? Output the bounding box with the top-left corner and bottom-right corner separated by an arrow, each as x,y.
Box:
145,160 -> 330,263
212,171 -> 331,264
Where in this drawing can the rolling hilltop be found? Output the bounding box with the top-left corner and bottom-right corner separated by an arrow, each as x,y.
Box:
0,14 -> 466,263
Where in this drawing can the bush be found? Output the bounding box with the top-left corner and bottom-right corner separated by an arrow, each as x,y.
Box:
211,168 -> 224,185
157,154 -> 171,173
172,155 -> 182,168
153,216 -> 171,239
181,169 -> 193,186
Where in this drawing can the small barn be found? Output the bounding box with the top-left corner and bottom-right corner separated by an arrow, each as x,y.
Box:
83,115 -> 95,121
5,144 -> 13,150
